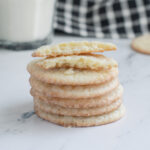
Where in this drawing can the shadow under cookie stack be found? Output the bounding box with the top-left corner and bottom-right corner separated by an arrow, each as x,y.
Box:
27,41 -> 126,127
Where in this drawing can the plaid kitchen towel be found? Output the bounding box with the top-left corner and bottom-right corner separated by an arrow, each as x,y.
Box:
54,0 -> 150,38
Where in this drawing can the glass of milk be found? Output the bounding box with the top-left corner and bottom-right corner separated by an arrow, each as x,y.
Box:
0,0 -> 56,50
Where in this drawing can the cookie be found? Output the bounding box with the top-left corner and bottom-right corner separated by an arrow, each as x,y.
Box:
27,60 -> 118,85
32,41 -> 117,57
34,98 -> 122,117
131,34 -> 150,54
29,77 -> 119,99
30,85 -> 123,108
35,104 -> 125,127
37,54 -> 118,70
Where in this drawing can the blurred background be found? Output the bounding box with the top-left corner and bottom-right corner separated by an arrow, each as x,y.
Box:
0,0 -> 150,50
55,0 -> 150,38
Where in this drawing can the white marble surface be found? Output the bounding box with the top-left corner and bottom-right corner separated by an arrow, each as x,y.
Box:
0,36 -> 150,150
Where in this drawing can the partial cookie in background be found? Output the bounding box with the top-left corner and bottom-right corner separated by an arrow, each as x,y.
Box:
131,34 -> 150,55
27,60 -> 118,85
37,54 -> 118,70
32,41 -> 117,57
35,104 -> 125,127
30,77 -> 119,99
34,98 -> 122,117
30,85 -> 123,108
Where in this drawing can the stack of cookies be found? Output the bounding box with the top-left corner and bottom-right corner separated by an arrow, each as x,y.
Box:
27,41 -> 125,127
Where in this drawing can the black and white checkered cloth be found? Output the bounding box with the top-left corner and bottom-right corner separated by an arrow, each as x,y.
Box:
54,0 -> 150,38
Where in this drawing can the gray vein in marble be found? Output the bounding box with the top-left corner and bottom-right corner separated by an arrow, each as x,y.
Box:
17,111 -> 35,122
127,52 -> 135,61
0,111 -> 35,136
4,129 -> 10,133
117,51 -> 150,85
115,113 -> 149,142
21,111 -> 35,119
0,128 -> 23,136
123,52 -> 136,68
58,139 -> 69,150
116,130 -> 132,139
121,78 -> 134,85
145,74 -> 150,78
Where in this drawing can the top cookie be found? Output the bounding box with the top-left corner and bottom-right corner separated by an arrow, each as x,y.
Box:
32,41 -> 117,57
